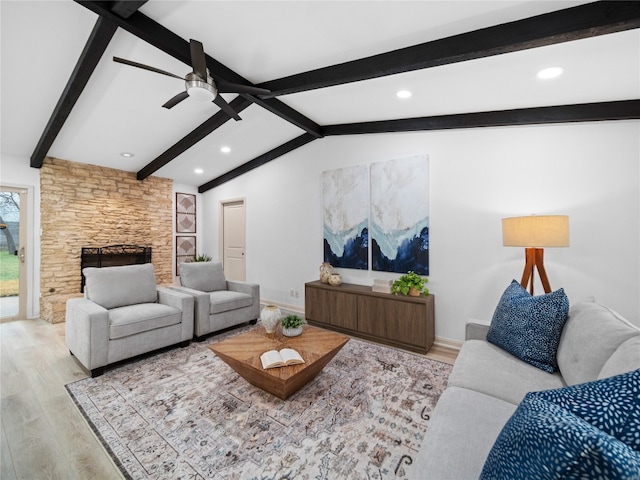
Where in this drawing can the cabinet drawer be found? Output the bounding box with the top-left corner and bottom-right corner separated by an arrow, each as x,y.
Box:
358,297 -> 427,348
305,285 -> 358,331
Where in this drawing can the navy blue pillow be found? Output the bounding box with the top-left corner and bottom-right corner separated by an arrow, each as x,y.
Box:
480,392 -> 640,480
487,280 -> 569,373
535,370 -> 640,452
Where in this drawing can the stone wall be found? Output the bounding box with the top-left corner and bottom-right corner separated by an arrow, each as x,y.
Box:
40,157 -> 173,323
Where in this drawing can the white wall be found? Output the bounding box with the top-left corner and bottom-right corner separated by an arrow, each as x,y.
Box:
202,121 -> 640,344
0,154 -> 41,318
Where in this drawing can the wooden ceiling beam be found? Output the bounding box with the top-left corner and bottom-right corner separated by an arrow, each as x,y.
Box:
198,133 -> 318,193
200,100 -> 639,192
136,97 -> 253,180
110,1 -> 147,19
259,1 -> 640,97
321,100 -> 640,136
30,16 -> 117,168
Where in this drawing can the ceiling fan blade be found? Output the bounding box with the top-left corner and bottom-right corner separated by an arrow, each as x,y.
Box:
217,80 -> 271,96
162,91 -> 190,109
213,96 -> 242,121
189,39 -> 208,80
113,57 -> 183,80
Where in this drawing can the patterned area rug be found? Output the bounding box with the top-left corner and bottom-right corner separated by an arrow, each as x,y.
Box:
66,326 -> 451,480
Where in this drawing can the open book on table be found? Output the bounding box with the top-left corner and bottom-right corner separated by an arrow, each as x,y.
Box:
260,348 -> 305,369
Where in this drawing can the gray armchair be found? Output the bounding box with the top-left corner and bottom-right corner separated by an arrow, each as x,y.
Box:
173,261 -> 260,340
65,263 -> 194,377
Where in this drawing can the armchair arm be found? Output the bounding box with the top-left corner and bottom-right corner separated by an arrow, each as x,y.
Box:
466,319 -> 491,341
170,286 -> 211,336
157,287 -> 194,341
227,280 -> 260,299
65,297 -> 109,370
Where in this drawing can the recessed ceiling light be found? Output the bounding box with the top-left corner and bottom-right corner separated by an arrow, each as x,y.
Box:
194,168 -> 204,174
120,152 -> 134,158
396,90 -> 412,99
220,146 -> 231,153
537,67 -> 564,80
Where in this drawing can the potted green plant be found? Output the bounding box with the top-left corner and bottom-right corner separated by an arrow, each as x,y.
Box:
281,314 -> 307,337
391,271 -> 429,296
192,253 -> 212,262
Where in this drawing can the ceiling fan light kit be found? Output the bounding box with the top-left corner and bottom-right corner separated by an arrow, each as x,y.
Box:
185,73 -> 217,102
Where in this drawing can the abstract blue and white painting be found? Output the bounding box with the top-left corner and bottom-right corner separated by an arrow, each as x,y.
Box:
370,155 -> 429,275
323,165 -> 369,269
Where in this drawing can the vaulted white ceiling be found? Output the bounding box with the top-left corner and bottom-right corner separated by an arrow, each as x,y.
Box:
1,1 -> 638,188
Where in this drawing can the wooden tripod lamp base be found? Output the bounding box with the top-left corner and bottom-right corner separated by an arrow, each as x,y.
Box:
520,248 -> 551,295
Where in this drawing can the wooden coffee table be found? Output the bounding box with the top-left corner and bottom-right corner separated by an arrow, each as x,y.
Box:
209,325 -> 349,400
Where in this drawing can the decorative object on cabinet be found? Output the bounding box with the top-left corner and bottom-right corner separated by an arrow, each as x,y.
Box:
176,192 -> 196,233
319,262 -> 333,283
502,215 -> 569,295
328,273 -> 342,286
176,236 -> 196,276
391,271 -> 429,296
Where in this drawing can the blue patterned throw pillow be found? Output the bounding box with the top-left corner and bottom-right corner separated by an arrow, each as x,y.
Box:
480,392 -> 640,480
536,370 -> 640,452
487,280 -> 569,373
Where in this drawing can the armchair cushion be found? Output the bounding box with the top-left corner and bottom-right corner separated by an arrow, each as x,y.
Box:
84,264 -> 157,309
179,261 -> 227,292
109,303 -> 182,339
209,291 -> 254,315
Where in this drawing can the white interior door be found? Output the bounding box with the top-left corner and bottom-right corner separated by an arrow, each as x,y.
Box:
221,199 -> 246,281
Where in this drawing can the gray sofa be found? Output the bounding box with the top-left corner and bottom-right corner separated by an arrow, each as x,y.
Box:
66,264 -> 194,377
415,299 -> 640,479
172,261 -> 260,340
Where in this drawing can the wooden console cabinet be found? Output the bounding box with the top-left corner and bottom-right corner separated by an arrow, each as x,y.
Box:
305,280 -> 434,354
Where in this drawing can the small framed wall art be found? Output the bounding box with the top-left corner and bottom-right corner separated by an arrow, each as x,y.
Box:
176,192 -> 196,233
176,236 -> 196,275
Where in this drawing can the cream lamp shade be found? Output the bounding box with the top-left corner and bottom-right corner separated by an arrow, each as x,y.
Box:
502,215 -> 570,248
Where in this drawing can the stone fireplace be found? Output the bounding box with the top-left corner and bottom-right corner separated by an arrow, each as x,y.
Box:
40,157 -> 173,323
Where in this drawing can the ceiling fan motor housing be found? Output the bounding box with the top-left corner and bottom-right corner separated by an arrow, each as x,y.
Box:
185,72 -> 217,102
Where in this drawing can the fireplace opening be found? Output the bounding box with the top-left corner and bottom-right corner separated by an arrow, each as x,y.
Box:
80,244 -> 152,292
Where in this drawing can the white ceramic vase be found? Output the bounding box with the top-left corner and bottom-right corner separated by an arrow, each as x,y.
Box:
260,305 -> 281,334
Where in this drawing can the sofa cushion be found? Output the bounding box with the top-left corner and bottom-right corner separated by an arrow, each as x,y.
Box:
448,339 -> 565,405
84,264 -> 158,310
209,290 -> 254,315
486,280 -> 569,373
480,392 -> 640,480
599,337 -> 640,380
535,370 -> 640,452
109,303 -> 182,339
179,261 -> 227,292
414,386 -> 517,480
557,300 -> 640,385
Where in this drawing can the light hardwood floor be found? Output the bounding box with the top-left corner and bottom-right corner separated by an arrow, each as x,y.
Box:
1,318 -> 457,479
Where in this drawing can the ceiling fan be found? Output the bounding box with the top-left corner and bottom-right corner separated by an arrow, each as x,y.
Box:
113,39 -> 270,121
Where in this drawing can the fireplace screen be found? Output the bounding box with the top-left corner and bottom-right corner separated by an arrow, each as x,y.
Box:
80,244 -> 152,292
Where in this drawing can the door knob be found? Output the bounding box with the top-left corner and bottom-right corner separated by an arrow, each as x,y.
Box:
19,247 -> 25,263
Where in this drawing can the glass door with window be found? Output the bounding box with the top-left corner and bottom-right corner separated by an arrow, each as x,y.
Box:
0,187 -> 26,320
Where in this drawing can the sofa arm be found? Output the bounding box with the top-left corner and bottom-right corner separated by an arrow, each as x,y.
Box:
158,287 -> 194,341
466,320 -> 491,341
65,297 -> 109,370
170,286 -> 211,334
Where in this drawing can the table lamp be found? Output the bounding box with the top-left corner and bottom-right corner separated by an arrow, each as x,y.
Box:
502,215 -> 569,295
